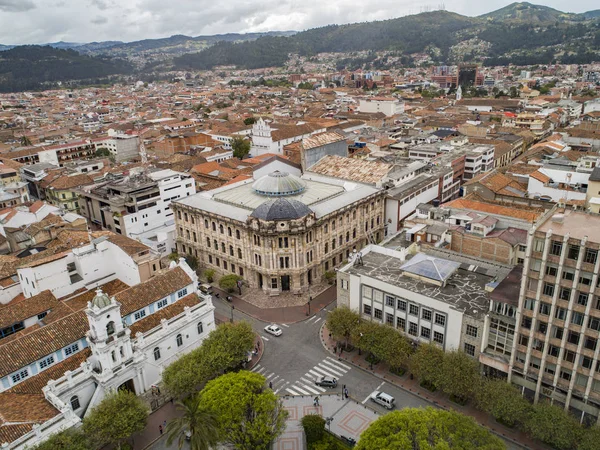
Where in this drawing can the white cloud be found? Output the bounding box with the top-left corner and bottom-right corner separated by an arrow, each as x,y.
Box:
0,0 -> 597,45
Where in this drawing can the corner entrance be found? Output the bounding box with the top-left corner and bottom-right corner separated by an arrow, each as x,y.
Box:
119,379 -> 136,394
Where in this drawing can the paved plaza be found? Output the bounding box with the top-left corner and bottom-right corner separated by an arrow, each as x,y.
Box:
274,394 -> 380,450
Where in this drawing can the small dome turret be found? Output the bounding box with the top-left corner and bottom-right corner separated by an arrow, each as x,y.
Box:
91,288 -> 111,309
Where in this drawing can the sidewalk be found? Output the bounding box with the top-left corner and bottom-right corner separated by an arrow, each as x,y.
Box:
319,323 -> 549,450
212,284 -> 336,324
134,331 -> 264,450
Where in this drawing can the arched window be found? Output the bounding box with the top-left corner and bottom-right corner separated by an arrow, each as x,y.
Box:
106,321 -> 115,336
219,224 -> 224,234
111,350 -> 116,362
153,347 -> 161,360
176,334 -> 183,347
204,219 -> 209,228
70,395 -> 81,410
206,237 -> 210,247
228,227 -> 232,237
230,245 -> 234,256
238,248 -> 242,259
197,322 -> 203,334
236,230 -> 241,239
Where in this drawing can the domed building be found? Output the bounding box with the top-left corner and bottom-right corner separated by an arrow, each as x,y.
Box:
173,162 -> 385,296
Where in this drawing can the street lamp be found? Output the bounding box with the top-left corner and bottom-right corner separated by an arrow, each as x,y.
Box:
230,305 -> 235,323
307,296 -> 312,316
325,417 -> 334,432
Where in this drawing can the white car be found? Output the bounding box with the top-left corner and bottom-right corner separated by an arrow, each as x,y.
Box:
264,324 -> 283,336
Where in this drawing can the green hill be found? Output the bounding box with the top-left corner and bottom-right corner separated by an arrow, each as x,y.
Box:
479,2 -> 575,23
0,46 -> 133,92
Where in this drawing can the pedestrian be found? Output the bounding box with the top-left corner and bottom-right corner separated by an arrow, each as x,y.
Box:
316,396 -> 320,406
343,384 -> 346,391
344,388 -> 349,399
163,420 -> 167,429
159,425 -> 163,435
333,345 -> 337,354
313,397 -> 317,406
269,381 -> 273,389
340,347 -> 343,355
257,341 -> 260,349
254,346 -> 258,354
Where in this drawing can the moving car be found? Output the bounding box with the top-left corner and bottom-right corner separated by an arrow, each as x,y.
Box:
314,376 -> 337,388
370,391 -> 395,410
264,324 -> 283,336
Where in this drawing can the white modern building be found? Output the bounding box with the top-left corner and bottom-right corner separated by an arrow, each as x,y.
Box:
250,118 -> 325,157
78,169 -> 196,255
93,130 -> 140,162
358,97 -> 405,117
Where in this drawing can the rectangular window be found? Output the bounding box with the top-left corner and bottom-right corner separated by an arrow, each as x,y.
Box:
578,293 -> 589,306
571,312 -> 584,326
550,240 -> 563,256
64,343 -> 79,356
433,331 -> 444,345
522,317 -> 532,329
545,265 -> 558,277
568,245 -> 580,260
271,278 -> 278,289
178,288 -> 188,298
548,345 -> 560,358
421,309 -> 432,321
524,298 -> 536,310
409,304 -> 419,316
579,274 -> 593,286
434,313 -> 446,326
363,304 -> 372,315
466,325 -> 478,338
584,248 -> 598,265
555,307 -> 567,321
562,270 -> 575,281
559,287 -> 571,301
543,283 -> 555,297
374,309 -> 383,320
408,322 -> 418,336
533,239 -> 545,253
39,355 -> 55,369
386,313 -> 394,325
134,310 -> 146,320
567,331 -> 580,345
385,295 -> 394,307
157,298 -> 168,309
11,369 -> 29,384
396,317 -> 406,330
589,317 -> 600,331
420,326 -> 431,339
539,302 -> 551,315
397,300 -> 407,311
464,343 -> 476,356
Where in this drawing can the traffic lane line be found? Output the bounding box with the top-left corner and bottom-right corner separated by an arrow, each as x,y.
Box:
362,381 -> 386,404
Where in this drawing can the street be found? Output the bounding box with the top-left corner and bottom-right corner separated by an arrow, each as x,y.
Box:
149,297 -> 523,450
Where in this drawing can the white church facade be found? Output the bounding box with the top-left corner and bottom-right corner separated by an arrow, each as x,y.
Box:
0,258 -> 215,449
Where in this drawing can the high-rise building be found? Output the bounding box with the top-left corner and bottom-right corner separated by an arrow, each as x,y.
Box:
508,208 -> 600,425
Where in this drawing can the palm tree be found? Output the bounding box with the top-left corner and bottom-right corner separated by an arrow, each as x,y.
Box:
166,396 -> 219,450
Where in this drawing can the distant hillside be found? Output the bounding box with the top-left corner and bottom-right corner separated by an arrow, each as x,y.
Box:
580,10 -> 600,19
0,46 -> 133,92
479,2 -> 574,23
174,11 -> 477,70
174,7 -> 600,70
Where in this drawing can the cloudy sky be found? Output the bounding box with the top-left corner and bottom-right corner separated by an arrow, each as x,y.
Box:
0,0 -> 597,45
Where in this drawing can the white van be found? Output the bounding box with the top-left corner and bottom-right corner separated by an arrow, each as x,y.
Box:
370,391 -> 395,410
199,283 -> 213,295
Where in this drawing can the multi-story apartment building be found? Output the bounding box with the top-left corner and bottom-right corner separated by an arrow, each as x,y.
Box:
508,208 -> 600,425
78,169 -> 196,254
172,170 -> 385,295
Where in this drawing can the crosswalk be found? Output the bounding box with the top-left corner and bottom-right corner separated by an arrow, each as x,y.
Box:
251,357 -> 351,396
305,315 -> 323,324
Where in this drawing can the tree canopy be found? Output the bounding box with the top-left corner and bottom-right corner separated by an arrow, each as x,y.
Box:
326,306 -> 361,348
83,389 -> 148,449
355,407 -> 505,450
200,371 -> 288,450
166,395 -> 219,450
162,321 -> 255,397
408,342 -> 445,390
32,428 -> 90,450
474,378 -> 531,427
231,136 -> 250,160
523,402 -> 582,450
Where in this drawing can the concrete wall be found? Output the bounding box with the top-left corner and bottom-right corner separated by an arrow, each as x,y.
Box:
303,141 -> 348,171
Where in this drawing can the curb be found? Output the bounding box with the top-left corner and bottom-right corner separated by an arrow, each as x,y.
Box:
318,322 -> 531,450
247,333 -> 265,370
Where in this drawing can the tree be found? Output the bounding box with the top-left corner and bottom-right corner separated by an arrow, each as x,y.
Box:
231,136 -> 250,160
200,371 -> 288,450
168,252 -> 179,262
300,414 -> 325,444
95,147 -> 110,158
162,321 -> 255,397
219,274 -> 242,292
509,86 -> 519,98
474,379 -> 531,427
523,402 -> 582,450
166,395 -> 219,450
32,428 -> 90,450
185,255 -> 198,272
355,408 -> 505,450
83,390 -> 148,450
378,326 -> 412,373
439,350 -> 480,403
579,425 -> 600,450
204,268 -> 215,283
244,117 -> 256,125
20,135 -> 31,146
408,343 -> 444,390
326,306 -> 361,349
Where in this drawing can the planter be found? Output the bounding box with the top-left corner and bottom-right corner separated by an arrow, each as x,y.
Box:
419,380 -> 437,392
365,354 -> 381,365
389,367 -> 405,376
449,394 -> 468,406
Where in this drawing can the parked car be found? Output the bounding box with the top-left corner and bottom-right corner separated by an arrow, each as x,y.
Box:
314,376 -> 337,388
340,435 -> 356,446
199,283 -> 213,295
370,391 -> 395,410
264,324 -> 283,336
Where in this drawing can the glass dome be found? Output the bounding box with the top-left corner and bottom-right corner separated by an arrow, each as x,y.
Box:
252,171 -> 306,197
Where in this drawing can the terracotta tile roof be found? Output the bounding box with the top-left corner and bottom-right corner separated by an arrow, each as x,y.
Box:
446,196 -> 541,222
46,172 -> 94,190
115,267 -> 192,316
106,234 -> 152,257
530,170 -> 551,183
0,311 -> 88,378
29,201 -> 45,214
16,251 -> 69,269
129,293 -> 201,335
0,290 -> 58,329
